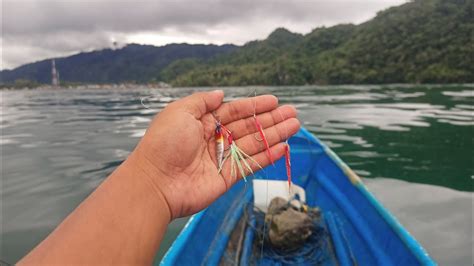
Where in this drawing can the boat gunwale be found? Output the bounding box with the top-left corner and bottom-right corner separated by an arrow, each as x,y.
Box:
299,128 -> 435,266
160,211 -> 206,265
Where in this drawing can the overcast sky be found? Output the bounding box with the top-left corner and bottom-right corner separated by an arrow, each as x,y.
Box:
1,0 -> 405,70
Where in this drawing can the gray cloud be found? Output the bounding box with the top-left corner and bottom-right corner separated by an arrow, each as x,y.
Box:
2,0 -> 405,69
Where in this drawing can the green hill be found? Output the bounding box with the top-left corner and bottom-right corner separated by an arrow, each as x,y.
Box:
170,0 -> 473,86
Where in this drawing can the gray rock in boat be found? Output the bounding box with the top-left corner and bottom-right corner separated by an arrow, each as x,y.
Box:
265,197 -> 315,251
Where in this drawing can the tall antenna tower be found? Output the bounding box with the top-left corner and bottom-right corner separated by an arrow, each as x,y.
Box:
51,59 -> 60,87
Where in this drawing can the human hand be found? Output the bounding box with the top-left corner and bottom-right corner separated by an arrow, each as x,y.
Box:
129,90 -> 300,219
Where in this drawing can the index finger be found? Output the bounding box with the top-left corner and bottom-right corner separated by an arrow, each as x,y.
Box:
214,95 -> 278,125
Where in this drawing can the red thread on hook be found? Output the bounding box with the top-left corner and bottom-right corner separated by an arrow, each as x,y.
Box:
254,114 -> 274,165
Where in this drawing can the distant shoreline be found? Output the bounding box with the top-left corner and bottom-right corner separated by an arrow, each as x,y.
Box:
0,82 -> 172,90
2,83 -> 473,91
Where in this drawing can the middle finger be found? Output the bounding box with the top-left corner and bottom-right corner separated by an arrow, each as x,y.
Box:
225,105 -> 297,140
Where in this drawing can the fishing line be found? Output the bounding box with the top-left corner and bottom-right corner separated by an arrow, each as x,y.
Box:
258,169 -> 269,260
247,89 -> 271,260
248,89 -> 294,260
215,90 -> 319,263
215,89 -> 275,261
219,90 -> 324,263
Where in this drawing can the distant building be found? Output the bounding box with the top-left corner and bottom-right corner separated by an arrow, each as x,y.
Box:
51,59 -> 60,86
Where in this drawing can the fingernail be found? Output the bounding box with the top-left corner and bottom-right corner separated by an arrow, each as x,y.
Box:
211,90 -> 224,98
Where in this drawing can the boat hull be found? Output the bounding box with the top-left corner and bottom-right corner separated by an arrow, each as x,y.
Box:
160,128 -> 435,265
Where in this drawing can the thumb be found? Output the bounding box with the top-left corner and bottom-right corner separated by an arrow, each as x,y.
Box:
179,90 -> 224,119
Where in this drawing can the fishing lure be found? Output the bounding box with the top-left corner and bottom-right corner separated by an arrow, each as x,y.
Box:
284,141 -> 292,189
215,121 -> 225,168
218,126 -> 261,182
254,114 -> 274,165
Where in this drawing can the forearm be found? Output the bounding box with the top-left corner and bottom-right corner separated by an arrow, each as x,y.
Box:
19,152 -> 171,265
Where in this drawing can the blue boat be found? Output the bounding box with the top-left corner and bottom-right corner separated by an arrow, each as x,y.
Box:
160,128 -> 436,266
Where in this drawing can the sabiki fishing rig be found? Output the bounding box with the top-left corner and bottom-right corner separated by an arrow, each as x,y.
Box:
214,93 -> 293,189
251,93 -> 291,189
215,120 -> 261,182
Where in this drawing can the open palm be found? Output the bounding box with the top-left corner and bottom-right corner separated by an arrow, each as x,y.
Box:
133,90 -> 299,218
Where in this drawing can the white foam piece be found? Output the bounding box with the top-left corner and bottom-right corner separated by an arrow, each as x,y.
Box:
252,179 -> 306,212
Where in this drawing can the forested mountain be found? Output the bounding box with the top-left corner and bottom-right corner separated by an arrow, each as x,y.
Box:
171,0 -> 473,86
0,44 -> 237,84
1,0 -> 472,86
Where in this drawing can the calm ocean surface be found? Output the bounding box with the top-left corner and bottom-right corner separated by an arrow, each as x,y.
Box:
1,85 -> 472,265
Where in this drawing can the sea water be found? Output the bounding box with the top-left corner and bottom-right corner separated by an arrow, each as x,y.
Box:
1,85 -> 472,264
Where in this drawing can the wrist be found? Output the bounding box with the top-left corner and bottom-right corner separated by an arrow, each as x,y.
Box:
120,150 -> 173,222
